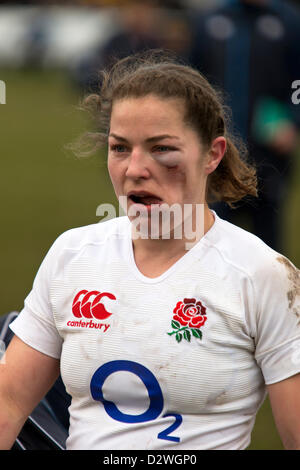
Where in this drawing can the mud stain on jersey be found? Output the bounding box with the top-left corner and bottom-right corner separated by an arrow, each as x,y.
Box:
277,256 -> 300,317
206,389 -> 227,407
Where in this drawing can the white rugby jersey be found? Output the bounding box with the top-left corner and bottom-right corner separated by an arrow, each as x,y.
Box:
10,213 -> 300,450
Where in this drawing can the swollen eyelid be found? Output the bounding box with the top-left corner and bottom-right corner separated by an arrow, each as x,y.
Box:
153,153 -> 181,168
153,145 -> 178,153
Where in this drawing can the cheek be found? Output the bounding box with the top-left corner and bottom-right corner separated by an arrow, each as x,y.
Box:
107,158 -> 123,192
168,165 -> 186,186
158,165 -> 186,196
174,161 -> 207,201
168,159 -> 203,188
107,158 -> 113,180
172,150 -> 205,186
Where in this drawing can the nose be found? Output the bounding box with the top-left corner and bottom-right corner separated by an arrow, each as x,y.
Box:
125,147 -> 151,180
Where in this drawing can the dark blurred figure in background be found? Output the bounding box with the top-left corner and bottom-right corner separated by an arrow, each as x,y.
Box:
73,0 -> 160,92
189,0 -> 300,252
99,0 -> 160,65
72,0 -> 192,93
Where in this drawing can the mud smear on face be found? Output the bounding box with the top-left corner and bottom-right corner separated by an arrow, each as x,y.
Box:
277,256 -> 300,317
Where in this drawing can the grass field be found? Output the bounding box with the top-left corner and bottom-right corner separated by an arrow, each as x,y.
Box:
1,67 -> 299,450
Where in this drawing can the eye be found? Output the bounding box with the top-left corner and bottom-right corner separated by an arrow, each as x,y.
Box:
153,145 -> 176,153
109,144 -> 128,154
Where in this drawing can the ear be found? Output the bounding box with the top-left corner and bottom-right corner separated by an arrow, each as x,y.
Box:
205,137 -> 226,175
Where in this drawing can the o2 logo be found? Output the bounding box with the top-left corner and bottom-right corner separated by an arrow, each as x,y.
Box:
72,290 -> 116,320
90,360 -> 182,442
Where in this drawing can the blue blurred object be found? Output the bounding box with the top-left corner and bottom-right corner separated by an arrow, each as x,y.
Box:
189,0 -> 300,252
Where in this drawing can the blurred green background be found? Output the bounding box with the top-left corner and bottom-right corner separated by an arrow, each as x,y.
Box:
0,67 -> 299,450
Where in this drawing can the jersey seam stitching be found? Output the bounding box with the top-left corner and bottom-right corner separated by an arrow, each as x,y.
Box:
200,237 -> 257,339
255,334 -> 300,358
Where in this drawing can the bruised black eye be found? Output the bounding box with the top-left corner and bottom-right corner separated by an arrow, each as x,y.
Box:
153,145 -> 177,152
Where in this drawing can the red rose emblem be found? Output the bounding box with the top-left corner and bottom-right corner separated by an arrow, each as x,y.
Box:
173,298 -> 207,329
168,298 -> 207,343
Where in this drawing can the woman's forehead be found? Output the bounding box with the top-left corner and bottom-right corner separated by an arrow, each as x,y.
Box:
111,94 -> 185,115
110,95 -> 188,134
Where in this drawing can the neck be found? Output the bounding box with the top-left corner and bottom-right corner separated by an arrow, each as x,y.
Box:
131,203 -> 215,258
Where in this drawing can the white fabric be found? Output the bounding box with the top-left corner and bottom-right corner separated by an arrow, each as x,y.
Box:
10,213 -> 300,450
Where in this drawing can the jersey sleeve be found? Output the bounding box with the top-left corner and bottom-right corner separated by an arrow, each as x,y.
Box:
9,233 -> 67,359
252,254 -> 300,385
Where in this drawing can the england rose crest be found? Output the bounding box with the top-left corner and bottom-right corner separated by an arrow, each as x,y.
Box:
167,298 -> 207,343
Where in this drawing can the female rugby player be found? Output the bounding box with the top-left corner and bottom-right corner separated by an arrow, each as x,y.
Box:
1,51 -> 299,450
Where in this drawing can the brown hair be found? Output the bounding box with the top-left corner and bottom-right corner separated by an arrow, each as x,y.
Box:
73,50 -> 257,206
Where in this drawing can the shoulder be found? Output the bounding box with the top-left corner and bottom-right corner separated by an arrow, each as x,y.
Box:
206,213 -> 298,286
205,213 -> 299,323
38,217 -> 130,278
52,216 -> 130,252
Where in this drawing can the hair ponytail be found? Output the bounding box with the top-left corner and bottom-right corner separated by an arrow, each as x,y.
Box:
207,137 -> 257,207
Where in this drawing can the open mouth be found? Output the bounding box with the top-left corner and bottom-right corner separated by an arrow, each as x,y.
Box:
128,192 -> 163,206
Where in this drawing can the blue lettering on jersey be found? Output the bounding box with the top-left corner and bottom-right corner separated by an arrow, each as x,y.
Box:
90,360 -> 163,423
90,360 -> 182,442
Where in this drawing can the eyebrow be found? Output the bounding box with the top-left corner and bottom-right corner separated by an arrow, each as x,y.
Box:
109,133 -> 181,143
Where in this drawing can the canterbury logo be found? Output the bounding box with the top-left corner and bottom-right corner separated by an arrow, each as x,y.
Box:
72,290 -> 116,320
